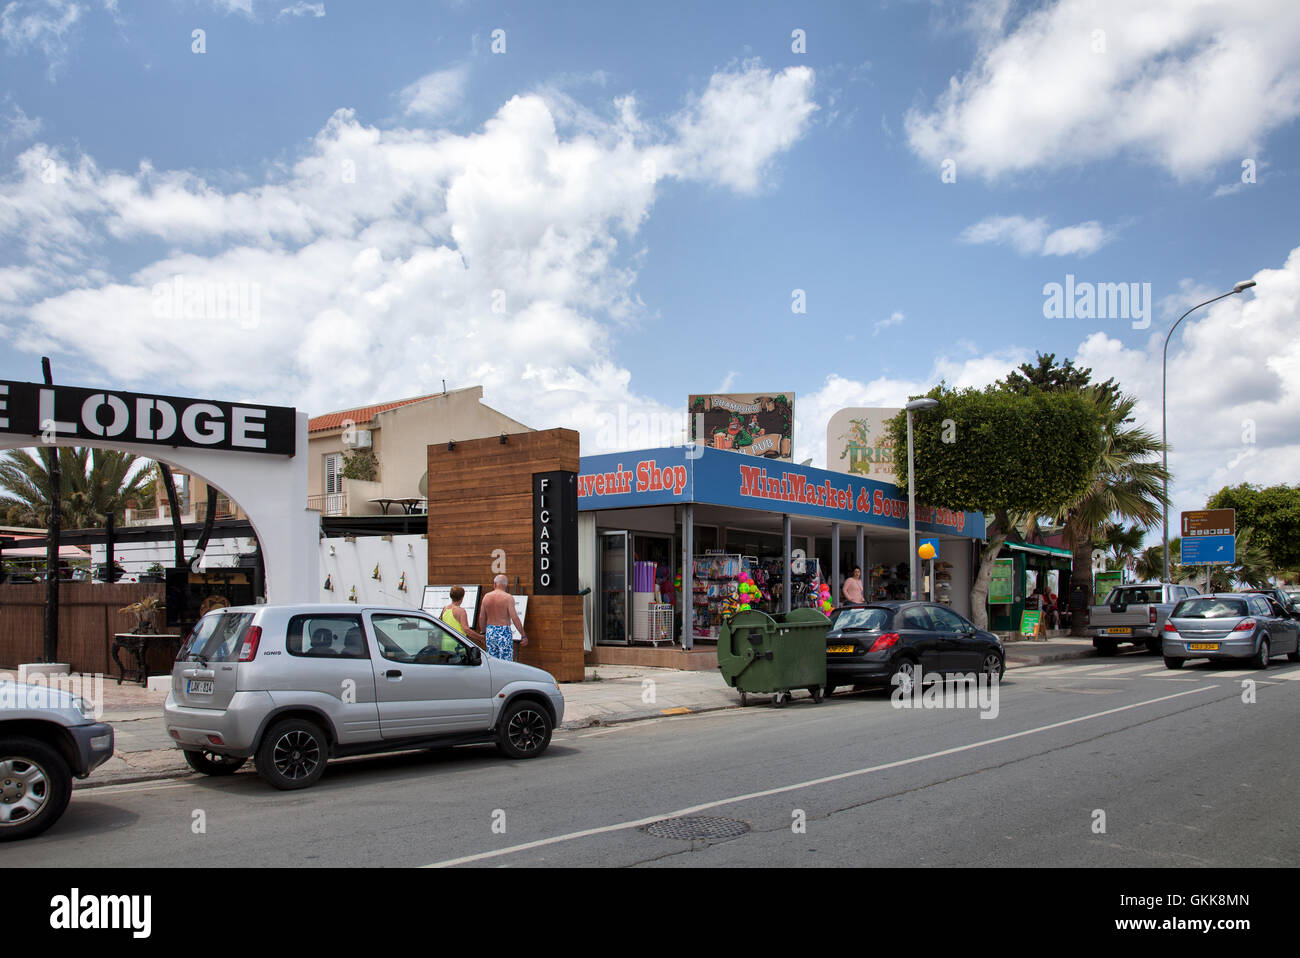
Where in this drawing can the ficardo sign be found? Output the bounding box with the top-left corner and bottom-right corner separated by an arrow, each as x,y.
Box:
0,380 -> 315,604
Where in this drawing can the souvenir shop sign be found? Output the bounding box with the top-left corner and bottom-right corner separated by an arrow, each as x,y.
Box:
687,392 -> 794,460
0,380 -> 296,456
533,471 -> 577,595
577,447 -> 986,539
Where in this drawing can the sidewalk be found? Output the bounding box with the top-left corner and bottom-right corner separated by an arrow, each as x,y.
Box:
5,636 -> 1100,787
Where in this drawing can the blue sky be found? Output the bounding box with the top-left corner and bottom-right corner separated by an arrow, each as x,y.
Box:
2,0 -> 1299,527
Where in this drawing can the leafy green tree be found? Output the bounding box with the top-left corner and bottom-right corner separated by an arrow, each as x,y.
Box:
887,384 -> 1104,628
1103,521 -> 1145,571
0,448 -> 154,528
1205,483 -> 1300,574
1135,538 -> 1182,582
999,352 -> 1118,405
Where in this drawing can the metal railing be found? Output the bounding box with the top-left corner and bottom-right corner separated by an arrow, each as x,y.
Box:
307,493 -> 346,516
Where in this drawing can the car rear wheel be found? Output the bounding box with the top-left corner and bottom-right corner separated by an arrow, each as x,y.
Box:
1163,656 -> 1184,670
0,737 -> 72,842
497,700 -> 553,759
256,719 -> 328,790
890,658 -> 918,696
1095,641 -> 1117,657
1253,638 -> 1270,670
183,749 -> 246,776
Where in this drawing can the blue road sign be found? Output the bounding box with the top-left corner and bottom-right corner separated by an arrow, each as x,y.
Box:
1182,534 -> 1235,565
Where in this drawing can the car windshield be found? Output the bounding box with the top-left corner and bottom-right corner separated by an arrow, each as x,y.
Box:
1172,598 -> 1247,619
831,607 -> 891,632
179,612 -> 256,663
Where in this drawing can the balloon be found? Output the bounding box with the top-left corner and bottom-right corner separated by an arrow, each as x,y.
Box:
918,543 -> 936,560
739,603 -> 751,611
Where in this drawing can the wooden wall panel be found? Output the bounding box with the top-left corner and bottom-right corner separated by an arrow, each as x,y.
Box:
427,429 -> 585,682
0,582 -> 166,676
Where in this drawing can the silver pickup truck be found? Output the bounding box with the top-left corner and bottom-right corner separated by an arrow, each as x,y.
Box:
1086,582 -> 1201,655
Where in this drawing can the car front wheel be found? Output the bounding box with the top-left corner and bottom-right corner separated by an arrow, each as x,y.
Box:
497,700 -> 553,760
0,737 -> 72,842
256,719 -> 328,790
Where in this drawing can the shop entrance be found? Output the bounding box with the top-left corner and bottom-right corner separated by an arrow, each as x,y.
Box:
599,530 -> 677,645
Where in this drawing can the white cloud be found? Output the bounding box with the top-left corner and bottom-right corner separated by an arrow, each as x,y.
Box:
0,100 -> 42,145
873,310 -> 904,335
399,66 -> 467,120
961,214 -> 1110,256
279,1 -> 324,17
906,0 -> 1300,180
670,60 -> 818,193
3,63 -> 817,454
0,0 -> 84,77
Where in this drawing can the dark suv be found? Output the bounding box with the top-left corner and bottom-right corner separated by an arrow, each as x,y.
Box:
823,601 -> 1004,696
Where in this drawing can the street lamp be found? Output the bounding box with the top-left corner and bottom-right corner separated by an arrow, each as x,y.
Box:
905,397 -> 939,600
1162,280 -> 1257,583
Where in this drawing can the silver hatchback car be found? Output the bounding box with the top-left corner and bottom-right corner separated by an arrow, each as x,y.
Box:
163,604 -> 565,789
1161,592 -> 1300,670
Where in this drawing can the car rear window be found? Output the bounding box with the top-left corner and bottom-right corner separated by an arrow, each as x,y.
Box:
1173,597 -> 1247,619
831,607 -> 892,632
1107,587 -> 1158,604
180,612 -> 256,663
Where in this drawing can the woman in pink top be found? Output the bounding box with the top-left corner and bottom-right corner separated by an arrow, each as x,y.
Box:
841,566 -> 865,605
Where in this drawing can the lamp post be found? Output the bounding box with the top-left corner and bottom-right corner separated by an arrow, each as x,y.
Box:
905,398 -> 939,600
1162,280 -> 1256,583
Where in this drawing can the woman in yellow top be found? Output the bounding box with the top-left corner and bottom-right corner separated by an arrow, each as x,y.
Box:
440,586 -> 485,643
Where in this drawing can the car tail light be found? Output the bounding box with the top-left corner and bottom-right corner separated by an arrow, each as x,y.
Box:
1083,608 -> 1090,626
1149,606 -> 1158,624
237,625 -> 262,661
1163,622 -> 1178,632
1233,619 -> 1256,632
868,632 -> 901,653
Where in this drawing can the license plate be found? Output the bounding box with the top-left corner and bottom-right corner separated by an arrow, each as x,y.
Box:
1188,643 -> 1219,651
1106,628 -> 1132,635
186,680 -> 214,695
827,645 -> 856,654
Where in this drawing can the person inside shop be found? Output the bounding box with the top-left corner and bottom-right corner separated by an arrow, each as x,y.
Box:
480,574 -> 528,661
440,585 -> 484,643
841,565 -> 865,605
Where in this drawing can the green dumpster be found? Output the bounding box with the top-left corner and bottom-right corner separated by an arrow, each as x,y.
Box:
718,607 -> 830,707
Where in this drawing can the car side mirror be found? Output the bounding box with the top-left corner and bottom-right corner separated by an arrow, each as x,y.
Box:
468,646 -> 482,665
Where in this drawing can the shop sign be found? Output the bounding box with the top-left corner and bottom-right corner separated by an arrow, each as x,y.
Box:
533,471 -> 577,594
989,558 -> 1014,604
0,380 -> 296,456
687,392 -> 794,460
826,407 -> 900,480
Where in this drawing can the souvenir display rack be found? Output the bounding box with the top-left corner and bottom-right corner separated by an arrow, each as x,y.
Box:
690,553 -> 756,640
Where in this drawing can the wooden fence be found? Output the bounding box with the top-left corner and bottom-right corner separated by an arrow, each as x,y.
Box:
0,582 -> 169,677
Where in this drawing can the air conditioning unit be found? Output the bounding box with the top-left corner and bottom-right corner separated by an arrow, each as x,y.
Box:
343,429 -> 372,449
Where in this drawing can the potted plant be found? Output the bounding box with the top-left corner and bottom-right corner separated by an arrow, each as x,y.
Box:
118,597 -> 166,634
139,562 -> 166,583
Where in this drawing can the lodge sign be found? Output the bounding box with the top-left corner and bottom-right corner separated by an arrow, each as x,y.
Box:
0,380 -> 297,456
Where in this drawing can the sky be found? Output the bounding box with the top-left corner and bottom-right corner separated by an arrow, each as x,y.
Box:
2,0 -> 1299,535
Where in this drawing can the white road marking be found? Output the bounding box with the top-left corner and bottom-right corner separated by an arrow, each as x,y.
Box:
1105,664 -> 1163,675
422,686 -> 1214,868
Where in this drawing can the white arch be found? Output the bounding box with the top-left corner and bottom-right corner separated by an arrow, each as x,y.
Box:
0,413 -> 317,604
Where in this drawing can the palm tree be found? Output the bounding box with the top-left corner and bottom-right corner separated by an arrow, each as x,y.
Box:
1135,538 -> 1182,582
1103,521 -> 1145,573
0,447 -> 155,528
1057,387 -> 1169,634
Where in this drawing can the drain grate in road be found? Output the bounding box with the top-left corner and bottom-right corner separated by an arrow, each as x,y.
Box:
644,816 -> 751,842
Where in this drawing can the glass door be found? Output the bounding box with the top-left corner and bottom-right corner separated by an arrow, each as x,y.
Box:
600,532 -> 629,645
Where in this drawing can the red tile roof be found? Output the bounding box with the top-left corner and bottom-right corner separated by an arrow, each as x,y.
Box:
308,396 -> 435,434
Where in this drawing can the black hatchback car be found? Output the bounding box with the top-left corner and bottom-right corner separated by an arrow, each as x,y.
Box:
823,601 -> 1005,696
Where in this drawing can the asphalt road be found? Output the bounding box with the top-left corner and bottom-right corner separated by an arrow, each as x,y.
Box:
14,655 -> 1300,867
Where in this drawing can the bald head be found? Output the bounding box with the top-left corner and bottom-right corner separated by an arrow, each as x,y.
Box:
494,574 -> 508,589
